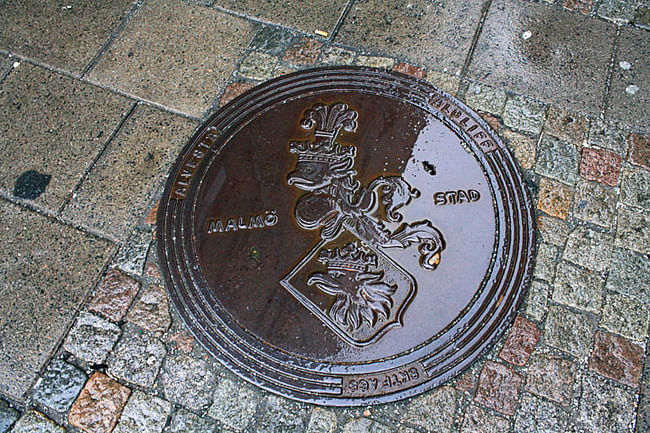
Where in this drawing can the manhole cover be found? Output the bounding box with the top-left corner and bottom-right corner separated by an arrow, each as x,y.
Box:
158,67 -> 536,405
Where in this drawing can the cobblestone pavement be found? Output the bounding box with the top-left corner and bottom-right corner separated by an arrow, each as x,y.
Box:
0,0 -> 648,432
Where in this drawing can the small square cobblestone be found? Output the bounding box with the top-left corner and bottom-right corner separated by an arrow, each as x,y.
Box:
0,399 -> 18,433
474,361 -> 522,416
89,269 -> 140,322
9,411 -> 64,433
562,0 -> 594,15
320,46 -> 356,65
63,312 -> 121,365
460,404 -> 510,433
525,353 -> 576,405
253,395 -> 309,433
114,228 -> 152,277
514,393 -> 569,433
600,292 -> 649,342
108,325 -> 167,388
238,51 -> 279,81
537,177 -> 573,219
393,62 -> 427,79
282,37 -> 322,66
615,206 -> 650,254
355,55 -> 395,69
306,407 -> 337,433
164,409 -> 218,433
502,129 -> 536,170
32,359 -> 86,413
535,135 -> 580,185
536,215 -> 570,246
425,70 -> 461,96
544,306 -> 595,358
69,372 -> 130,433
533,242 -> 559,282
605,247 -> 649,303
112,391 -> 171,433
572,180 -> 618,228
250,27 -> 295,56
589,330 -> 643,388
127,284 -> 171,336
627,133 -> 650,170
502,96 -> 545,134
207,376 -> 259,431
577,374 -> 636,432
465,83 -> 507,115
580,147 -> 622,186
341,418 -> 392,433
588,119 -> 628,155
562,227 -> 613,273
399,386 -> 457,432
161,354 -> 217,412
620,166 -> 650,210
499,315 -> 540,366
597,0 -> 637,24
544,106 -> 588,145
524,280 -> 549,321
552,261 -> 603,313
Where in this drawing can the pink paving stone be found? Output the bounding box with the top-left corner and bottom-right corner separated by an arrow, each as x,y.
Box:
69,372 -> 130,433
562,0 -> 593,14
145,261 -> 162,280
499,315 -> 541,366
88,269 -> 140,322
525,354 -> 576,405
579,147 -> 622,186
127,284 -> 171,335
144,200 -> 159,226
166,330 -> 194,353
455,369 -> 477,394
627,134 -> 650,171
480,113 -> 499,132
589,330 -> 644,388
392,62 -> 427,79
282,37 -> 322,65
474,361 -> 522,415
220,82 -> 255,107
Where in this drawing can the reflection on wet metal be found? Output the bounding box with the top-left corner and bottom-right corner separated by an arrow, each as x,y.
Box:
158,67 -> 536,406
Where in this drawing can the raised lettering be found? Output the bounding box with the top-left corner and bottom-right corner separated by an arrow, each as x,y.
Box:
433,192 -> 447,206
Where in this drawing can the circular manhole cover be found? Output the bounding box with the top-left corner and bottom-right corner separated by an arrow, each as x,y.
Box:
158,67 -> 536,406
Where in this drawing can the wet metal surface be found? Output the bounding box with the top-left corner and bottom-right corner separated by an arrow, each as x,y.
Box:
158,67 -> 536,405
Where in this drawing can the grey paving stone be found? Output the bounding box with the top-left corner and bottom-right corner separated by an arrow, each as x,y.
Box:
114,229 -> 152,277
607,27 -> 650,131
636,5 -> 650,29
597,0 -> 637,24
514,393 -> 569,433
306,407 -> 337,433
532,242 -> 559,282
63,312 -> 121,365
502,95 -> 545,135
127,284 -> 171,336
524,280 -> 549,321
460,404 -> 510,433
601,292 -> 649,342
89,0 -> 255,117
32,360 -> 86,413
108,325 -> 166,388
620,167 -> 650,211
469,0 -> 615,115
164,408 -> 218,433
616,206 -> 650,254
0,201 -> 114,401
250,27 -> 296,56
544,106 -> 588,146
577,374 -> 636,432
536,214 -> 570,246
320,46 -> 356,65
572,180 -> 618,228
399,386 -> 456,432
0,63 -> 131,211
253,395 -> 309,433
552,261 -> 603,313
0,399 -> 19,433
425,70 -> 461,96
207,376 -> 259,431
63,106 -> 196,242
535,135 -> 579,185
525,353 -> 576,406
588,119 -> 628,155
238,51 -> 279,81
355,55 -> 395,69
162,354 -> 217,412
501,129 -> 537,170
465,83 -> 507,115
544,306 -> 595,357
605,247 -> 650,304
215,0 -> 347,35
112,391 -> 171,433
337,0 -> 487,75
341,418 -> 392,433
9,411 -> 64,433
0,0 -> 132,73
563,227 -> 613,273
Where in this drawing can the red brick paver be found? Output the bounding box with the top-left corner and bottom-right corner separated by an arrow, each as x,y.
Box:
69,372 -> 130,433
393,62 -> 427,79
580,147 -> 622,186
499,315 -> 541,366
562,0 -> 593,14
475,361 -> 522,415
282,37 -> 322,65
589,330 -> 644,388
627,134 -> 650,171
89,269 -> 140,322
220,82 -> 255,107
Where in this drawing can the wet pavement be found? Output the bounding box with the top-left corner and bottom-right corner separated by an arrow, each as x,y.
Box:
0,0 -> 648,432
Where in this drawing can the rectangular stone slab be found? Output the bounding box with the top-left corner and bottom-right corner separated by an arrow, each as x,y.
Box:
0,201 -> 114,402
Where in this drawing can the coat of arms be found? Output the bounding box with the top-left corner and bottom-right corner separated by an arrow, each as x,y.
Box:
281,103 -> 446,346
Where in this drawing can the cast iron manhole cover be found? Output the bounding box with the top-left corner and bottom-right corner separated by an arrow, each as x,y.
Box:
158,67 -> 536,405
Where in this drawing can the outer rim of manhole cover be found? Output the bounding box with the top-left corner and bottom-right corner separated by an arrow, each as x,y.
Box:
157,66 -> 536,406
